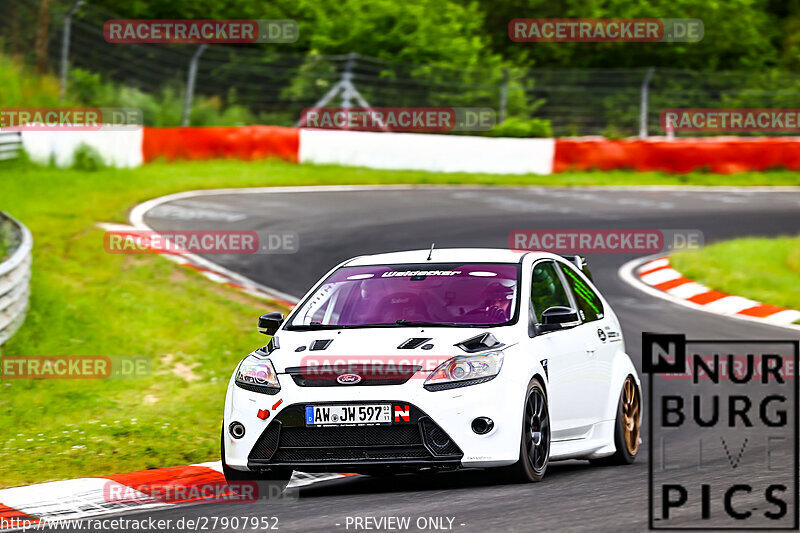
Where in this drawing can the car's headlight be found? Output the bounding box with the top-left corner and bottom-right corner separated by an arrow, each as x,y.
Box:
424,351 -> 504,391
235,355 -> 280,394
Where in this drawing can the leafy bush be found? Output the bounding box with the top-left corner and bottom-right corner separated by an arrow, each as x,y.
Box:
0,54 -> 67,107
486,117 -> 553,138
71,143 -> 107,172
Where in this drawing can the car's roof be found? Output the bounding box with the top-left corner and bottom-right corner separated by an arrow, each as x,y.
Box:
344,248 -> 559,266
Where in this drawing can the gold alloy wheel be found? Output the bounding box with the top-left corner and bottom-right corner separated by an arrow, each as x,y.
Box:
622,377 -> 640,456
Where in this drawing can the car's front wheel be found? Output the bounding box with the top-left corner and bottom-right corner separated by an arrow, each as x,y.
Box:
220,429 -> 293,495
500,377 -> 550,482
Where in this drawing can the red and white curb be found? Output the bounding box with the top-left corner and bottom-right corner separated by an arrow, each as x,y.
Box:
0,464 -> 352,529
620,255 -> 800,330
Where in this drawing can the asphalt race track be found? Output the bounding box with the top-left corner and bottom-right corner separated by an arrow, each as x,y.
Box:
99,187 -> 800,531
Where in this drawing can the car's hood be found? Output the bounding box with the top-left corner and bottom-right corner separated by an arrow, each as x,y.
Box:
268,327 -> 514,373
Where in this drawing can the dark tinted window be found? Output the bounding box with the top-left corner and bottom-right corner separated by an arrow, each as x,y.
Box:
559,264 -> 604,322
530,261 -> 572,323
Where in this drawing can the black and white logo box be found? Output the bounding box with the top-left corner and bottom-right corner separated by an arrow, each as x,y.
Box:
644,332 -> 799,530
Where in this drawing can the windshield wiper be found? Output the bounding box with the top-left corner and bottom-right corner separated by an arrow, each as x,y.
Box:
394,320 -> 463,327
285,322 -> 343,331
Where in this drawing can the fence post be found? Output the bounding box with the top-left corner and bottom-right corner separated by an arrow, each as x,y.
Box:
499,68 -> 509,124
59,0 -> 83,102
341,52 -> 357,110
182,44 -> 208,127
638,67 -> 655,139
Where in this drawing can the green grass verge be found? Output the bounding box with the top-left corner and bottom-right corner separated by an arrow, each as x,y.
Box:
1,159 -> 800,488
671,235 -> 800,319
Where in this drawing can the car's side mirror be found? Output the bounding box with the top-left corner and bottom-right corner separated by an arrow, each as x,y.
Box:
535,306 -> 580,334
258,312 -> 284,336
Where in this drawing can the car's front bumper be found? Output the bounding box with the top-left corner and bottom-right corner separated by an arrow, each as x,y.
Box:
246,401 -> 463,473
222,369 -> 527,473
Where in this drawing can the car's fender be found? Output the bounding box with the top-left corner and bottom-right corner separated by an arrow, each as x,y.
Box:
601,348 -> 641,422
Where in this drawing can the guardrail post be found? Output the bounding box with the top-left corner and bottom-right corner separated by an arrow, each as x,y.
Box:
182,44 -> 208,127
59,0 -> 83,102
639,67 -> 655,139
499,68 -> 509,124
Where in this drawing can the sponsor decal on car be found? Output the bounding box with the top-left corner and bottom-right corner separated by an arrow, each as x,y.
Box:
394,405 -> 411,422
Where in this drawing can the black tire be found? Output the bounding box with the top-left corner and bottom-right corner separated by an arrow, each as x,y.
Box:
221,429 -> 293,496
498,377 -> 550,482
590,375 -> 641,466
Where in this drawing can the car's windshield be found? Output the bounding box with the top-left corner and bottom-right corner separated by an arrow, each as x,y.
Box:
287,263 -> 519,328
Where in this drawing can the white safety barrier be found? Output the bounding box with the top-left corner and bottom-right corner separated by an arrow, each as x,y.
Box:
21,128 -> 144,168
0,212 -> 33,346
0,131 -> 23,161
298,129 -> 556,175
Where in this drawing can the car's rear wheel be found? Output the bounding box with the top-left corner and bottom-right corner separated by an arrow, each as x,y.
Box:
590,375 -> 640,466
220,429 -> 293,495
499,377 -> 550,482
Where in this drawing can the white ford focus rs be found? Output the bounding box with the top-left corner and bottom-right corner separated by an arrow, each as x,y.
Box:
221,248 -> 641,486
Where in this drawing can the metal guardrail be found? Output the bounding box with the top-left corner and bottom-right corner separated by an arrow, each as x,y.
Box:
0,132 -> 23,162
0,212 -> 33,347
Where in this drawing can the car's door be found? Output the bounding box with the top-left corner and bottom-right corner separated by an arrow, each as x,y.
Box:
556,261 -> 616,425
528,260 -> 598,440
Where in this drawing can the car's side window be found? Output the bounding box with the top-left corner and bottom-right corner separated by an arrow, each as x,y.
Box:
558,263 -> 604,322
530,261 -> 573,323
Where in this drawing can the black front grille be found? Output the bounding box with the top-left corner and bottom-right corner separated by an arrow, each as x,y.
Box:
250,422 -> 281,461
273,446 -> 432,462
279,424 -> 421,448
248,403 -> 462,466
285,366 -> 419,387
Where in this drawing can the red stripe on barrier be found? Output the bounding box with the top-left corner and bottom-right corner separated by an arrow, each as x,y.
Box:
554,137 -> 800,174
143,126 -> 300,163
687,290 -> 727,305
639,264 -> 670,277
107,465 -> 231,505
738,303 -> 787,318
654,276 -> 693,291
0,504 -> 39,529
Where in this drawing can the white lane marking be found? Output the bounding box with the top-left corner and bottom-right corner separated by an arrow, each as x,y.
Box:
288,472 -> 349,488
0,464 -> 350,527
640,258 -> 669,272
703,296 -> 762,314
146,204 -> 247,222
188,461 -> 347,489
763,309 -> 800,324
640,268 -> 682,285
667,282 -> 710,299
0,478 -> 167,521
619,254 -> 800,333
193,461 -> 223,473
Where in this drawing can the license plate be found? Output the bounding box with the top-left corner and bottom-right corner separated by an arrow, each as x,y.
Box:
306,404 -> 392,426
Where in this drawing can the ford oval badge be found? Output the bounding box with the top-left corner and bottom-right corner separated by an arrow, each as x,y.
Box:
337,373 -> 362,385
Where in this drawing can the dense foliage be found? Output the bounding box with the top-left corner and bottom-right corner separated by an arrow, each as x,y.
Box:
84,0 -> 800,71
